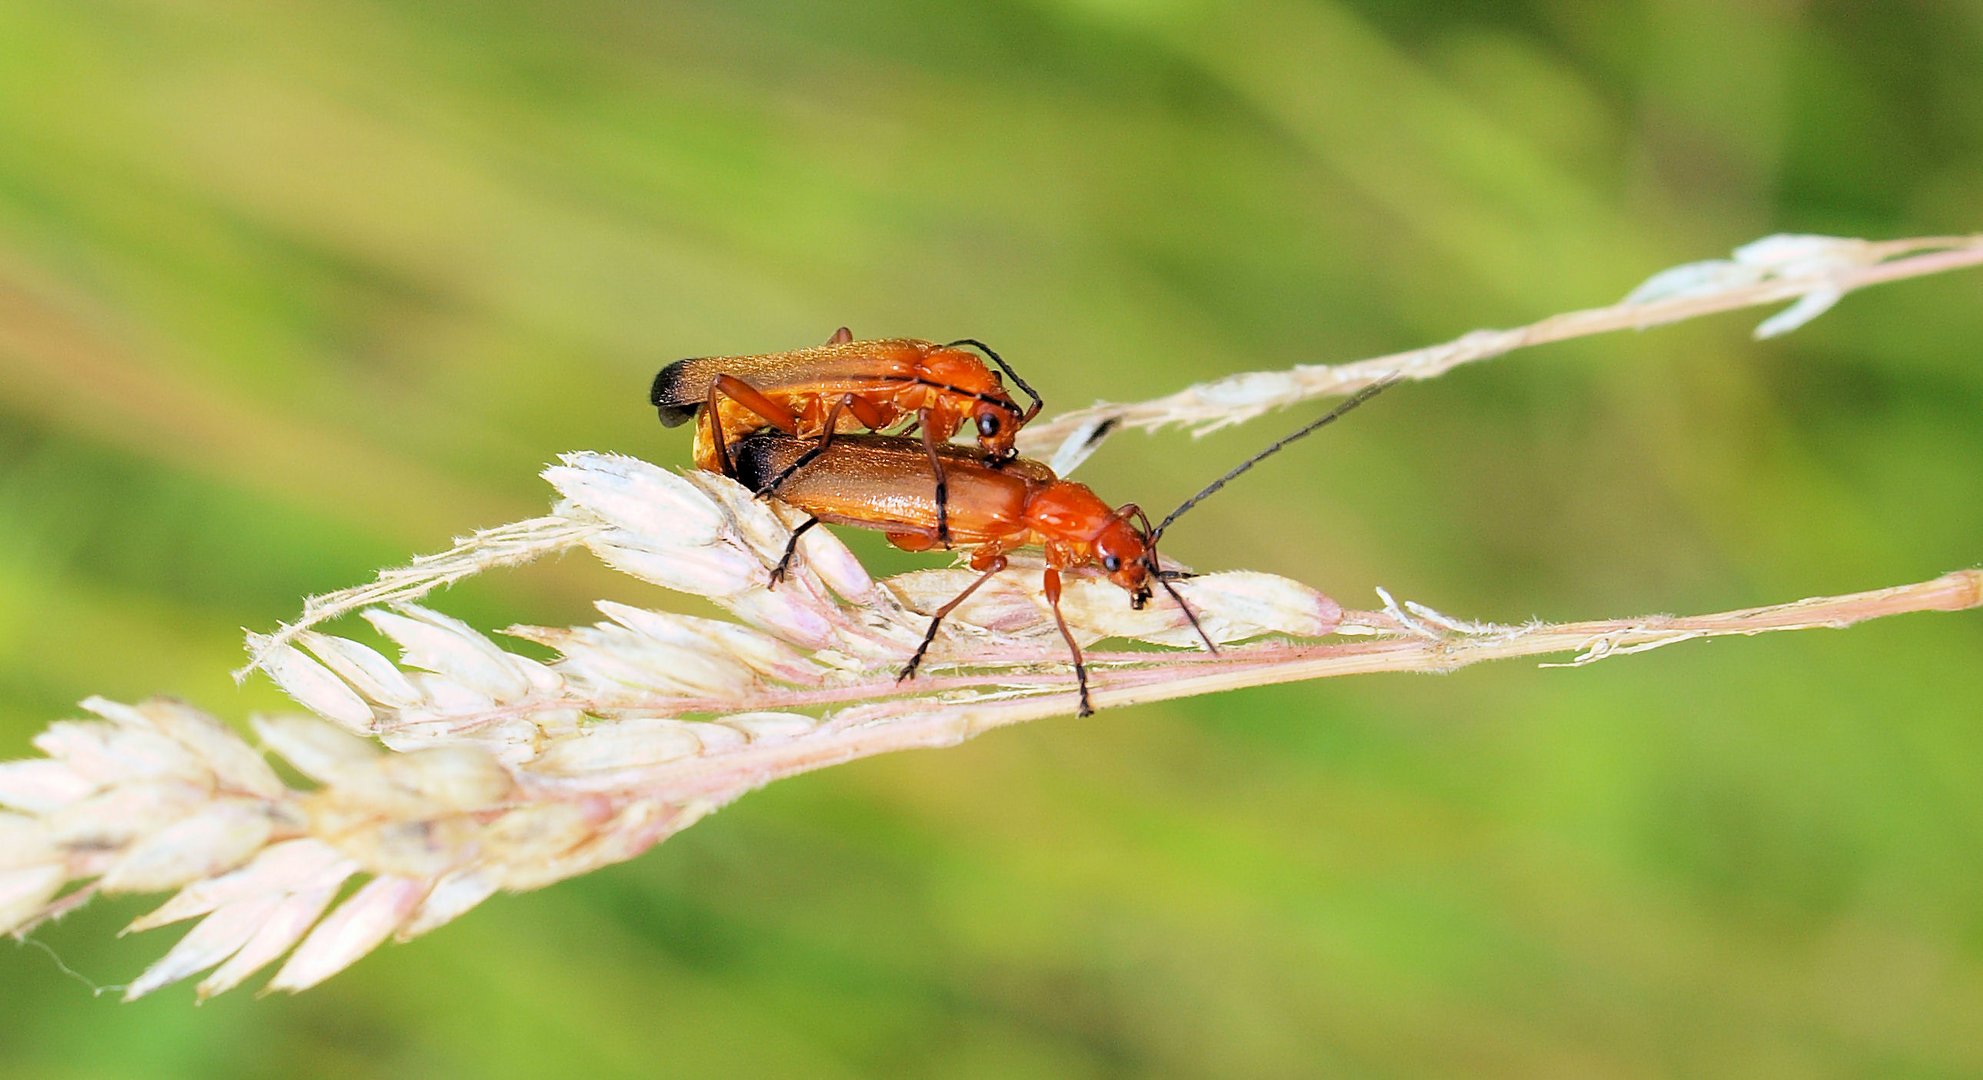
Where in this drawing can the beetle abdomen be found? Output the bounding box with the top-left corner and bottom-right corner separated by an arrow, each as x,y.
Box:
649,359 -> 702,427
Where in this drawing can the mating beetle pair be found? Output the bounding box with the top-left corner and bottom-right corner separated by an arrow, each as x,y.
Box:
651,330 -> 1390,715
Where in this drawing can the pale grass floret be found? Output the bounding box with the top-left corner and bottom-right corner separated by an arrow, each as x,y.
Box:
2,234 -> 1979,1000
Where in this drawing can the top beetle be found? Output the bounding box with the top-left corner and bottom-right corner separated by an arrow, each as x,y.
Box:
650,329 -> 1044,478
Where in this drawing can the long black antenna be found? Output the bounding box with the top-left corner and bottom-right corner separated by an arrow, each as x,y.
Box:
1123,506 -> 1219,656
1149,375 -> 1401,543
945,338 -> 1044,420
1155,569 -> 1218,655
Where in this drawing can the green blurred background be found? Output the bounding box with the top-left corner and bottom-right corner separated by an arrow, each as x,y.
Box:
3,1 -> 1981,1075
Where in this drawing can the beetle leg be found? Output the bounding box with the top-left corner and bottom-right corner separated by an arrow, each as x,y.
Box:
755,395 -> 851,498
768,516 -> 820,586
918,414 -> 952,546
843,393 -> 892,432
899,554 -> 1007,683
703,384 -> 737,480
711,374 -> 802,432
708,375 -> 802,481
826,326 -> 853,345
1042,567 -> 1092,717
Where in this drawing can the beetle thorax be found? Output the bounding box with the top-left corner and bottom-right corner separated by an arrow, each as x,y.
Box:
1022,481 -> 1150,592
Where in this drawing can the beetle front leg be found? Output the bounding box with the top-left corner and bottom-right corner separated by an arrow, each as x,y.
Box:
1041,567 -> 1093,717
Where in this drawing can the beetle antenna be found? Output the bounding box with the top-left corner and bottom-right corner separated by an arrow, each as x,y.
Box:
1128,507 -> 1217,655
1158,570 -> 1218,655
945,338 -> 1044,421
1149,375 -> 1400,544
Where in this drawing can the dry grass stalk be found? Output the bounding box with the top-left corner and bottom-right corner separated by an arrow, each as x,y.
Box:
1019,233 -> 1983,471
2,233 -> 1978,1000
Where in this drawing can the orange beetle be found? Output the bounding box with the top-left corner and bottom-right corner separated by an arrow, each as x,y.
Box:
732,378 -> 1396,715
651,329 -> 1042,539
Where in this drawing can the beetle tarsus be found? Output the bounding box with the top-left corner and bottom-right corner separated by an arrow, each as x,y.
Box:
768,517 -> 820,586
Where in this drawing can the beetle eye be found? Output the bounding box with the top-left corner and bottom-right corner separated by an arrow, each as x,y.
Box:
1103,554 -> 1121,572
977,413 -> 1000,437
